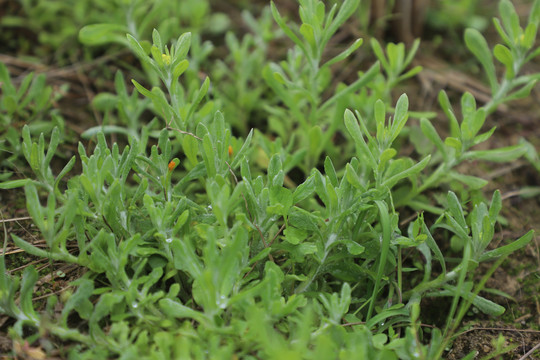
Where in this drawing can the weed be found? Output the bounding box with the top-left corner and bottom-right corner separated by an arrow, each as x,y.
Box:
1,0 -> 539,358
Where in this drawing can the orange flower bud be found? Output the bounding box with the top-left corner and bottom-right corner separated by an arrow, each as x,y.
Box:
228,145 -> 233,157
168,160 -> 176,172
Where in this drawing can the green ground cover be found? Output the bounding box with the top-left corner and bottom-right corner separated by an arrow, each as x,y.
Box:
1,0 -> 540,358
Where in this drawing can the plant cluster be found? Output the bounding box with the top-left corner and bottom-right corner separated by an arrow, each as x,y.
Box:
0,0 -> 227,64
0,63 -> 65,181
1,0 -> 539,358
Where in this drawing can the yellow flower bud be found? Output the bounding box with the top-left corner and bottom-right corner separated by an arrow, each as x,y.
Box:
162,54 -> 171,65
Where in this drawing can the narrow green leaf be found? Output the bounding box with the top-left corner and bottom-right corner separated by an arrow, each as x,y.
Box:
152,28 -> 163,52
324,38 -> 362,68
397,65 -> 422,82
0,179 -> 32,189
172,60 -> 189,80
464,29 -> 497,92
12,235 -> 78,263
15,72 -> 34,100
522,22 -> 537,49
324,157 -> 338,187
231,129 -> 253,169
299,23 -> 316,51
127,34 -> 152,65
448,172 -> 488,189
186,77 -> 210,123
381,155 -> 430,189
445,137 -> 462,152
345,163 -> 365,191
469,293 -> 505,316
530,0 -> 540,26
325,0 -> 360,42
502,80 -> 538,103
270,2 -> 308,56
62,279 -> 94,323
493,44 -> 515,78
54,156 -> 76,190
420,118 -> 446,158
268,154 -> 282,181
479,230 -> 534,262
404,39 -> 421,67
389,94 -> 409,143
202,134 -> 216,178
464,144 -> 526,162
438,91 -> 460,137
293,174 -> 315,203
19,266 -> 39,322
366,307 -> 408,330
422,220 -> 447,274
488,190 -> 502,224
321,62 -> 379,111
131,80 -> 154,99
367,200 -> 391,321
344,109 -> 377,171
308,126 -> 323,158
79,24 -> 128,46
44,127 -> 60,168
493,19 -> 512,47
447,191 -> 468,230
182,134 -> 199,167
473,127 -> 497,145
498,0 -> 520,41
370,38 -> 390,72
174,32 -> 192,60
374,99 -> 386,142
430,287 -> 505,316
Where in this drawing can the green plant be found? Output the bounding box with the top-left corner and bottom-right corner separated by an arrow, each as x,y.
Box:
1,0 -> 539,358
427,0 -> 489,33
0,62 -> 64,181
0,0 -> 222,65
263,0 -> 379,172
82,70 -> 151,141
78,0 -> 224,87
465,0 -> 540,114
369,38 -> 422,104
2,111 -> 533,358
395,0 -> 540,213
211,8 -> 277,135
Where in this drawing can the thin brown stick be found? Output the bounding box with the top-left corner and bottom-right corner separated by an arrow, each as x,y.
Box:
399,211 -> 420,227
0,216 -> 32,223
33,286 -> 71,301
14,219 -> 41,244
501,189 -> 537,200
2,248 -> 26,256
7,257 -> 49,274
456,326 -> 540,337
0,51 -> 130,83
269,223 -> 286,247
167,125 -> 202,141
341,321 -> 437,329
518,341 -> 540,360
36,264 -> 79,286
164,114 -> 202,141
